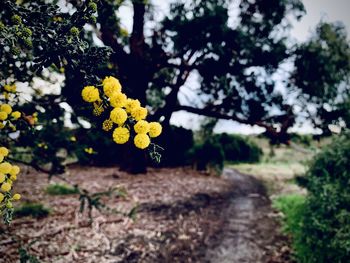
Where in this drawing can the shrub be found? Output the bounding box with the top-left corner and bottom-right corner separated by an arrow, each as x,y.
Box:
189,139 -> 225,175
290,133 -> 313,146
215,133 -> 263,163
15,203 -> 50,218
45,183 -> 79,195
156,126 -> 194,167
294,132 -> 350,262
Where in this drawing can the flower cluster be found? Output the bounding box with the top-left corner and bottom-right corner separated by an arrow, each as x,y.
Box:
81,76 -> 162,150
0,146 -> 21,224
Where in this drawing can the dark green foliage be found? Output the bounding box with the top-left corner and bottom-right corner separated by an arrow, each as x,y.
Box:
75,128 -> 123,166
215,133 -> 263,163
45,183 -> 79,195
15,203 -> 50,218
292,133 -> 350,262
189,139 -> 225,175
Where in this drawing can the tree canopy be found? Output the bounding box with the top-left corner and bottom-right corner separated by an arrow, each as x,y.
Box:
1,0 -> 349,144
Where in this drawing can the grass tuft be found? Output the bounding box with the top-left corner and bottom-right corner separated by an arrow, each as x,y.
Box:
45,183 -> 79,195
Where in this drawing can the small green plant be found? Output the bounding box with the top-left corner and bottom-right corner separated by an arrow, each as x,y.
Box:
15,203 -> 50,218
272,194 -> 305,234
19,246 -> 40,263
45,183 -> 79,195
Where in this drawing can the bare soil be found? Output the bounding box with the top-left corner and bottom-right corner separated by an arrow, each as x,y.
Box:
0,166 -> 293,263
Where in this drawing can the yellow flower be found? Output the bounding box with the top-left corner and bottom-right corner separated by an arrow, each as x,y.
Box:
110,108 -> 127,125
125,99 -> 141,113
134,134 -> 150,149
0,193 -> 4,202
70,136 -> 77,142
0,147 -> 9,157
0,123 -> 5,129
0,162 -> 12,174
12,193 -> 21,201
149,122 -> 162,138
131,106 -> 147,121
110,92 -> 127,108
10,174 -> 17,181
0,173 -> 5,183
0,104 -> 12,114
9,165 -> 20,176
1,182 -> 11,192
4,84 -> 16,93
84,147 -> 94,154
102,119 -> 113,131
102,76 -> 122,97
134,120 -> 150,134
112,127 -> 130,144
11,111 -> 21,119
0,111 -> 8,121
81,86 -> 100,103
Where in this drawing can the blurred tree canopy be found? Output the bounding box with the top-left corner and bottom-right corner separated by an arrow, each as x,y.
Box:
1,0 -> 350,147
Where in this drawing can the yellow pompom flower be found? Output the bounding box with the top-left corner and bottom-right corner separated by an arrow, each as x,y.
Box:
11,111 -> 21,119
0,193 -> 4,202
81,86 -> 100,103
0,147 -> 9,157
0,104 -> 12,114
9,165 -> 20,176
102,119 -> 113,131
149,122 -> 162,138
84,148 -> 94,154
131,106 -> 147,121
10,175 -> 17,181
0,111 -> 8,121
0,123 -> 5,129
0,173 -> 5,183
4,84 -> 16,93
1,182 -> 11,192
110,92 -> 127,108
110,108 -> 127,125
12,193 -> 21,201
0,162 -> 12,174
103,76 -> 122,97
134,134 -> 150,149
125,99 -> 141,113
134,120 -> 150,134
112,127 -> 130,144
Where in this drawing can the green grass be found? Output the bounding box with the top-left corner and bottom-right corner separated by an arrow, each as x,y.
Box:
272,194 -> 305,234
45,183 -> 79,195
15,202 -> 50,218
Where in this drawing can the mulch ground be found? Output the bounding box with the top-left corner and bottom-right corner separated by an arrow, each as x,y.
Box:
0,165 -> 293,263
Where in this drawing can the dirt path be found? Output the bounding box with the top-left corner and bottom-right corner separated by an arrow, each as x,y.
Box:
205,168 -> 290,263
